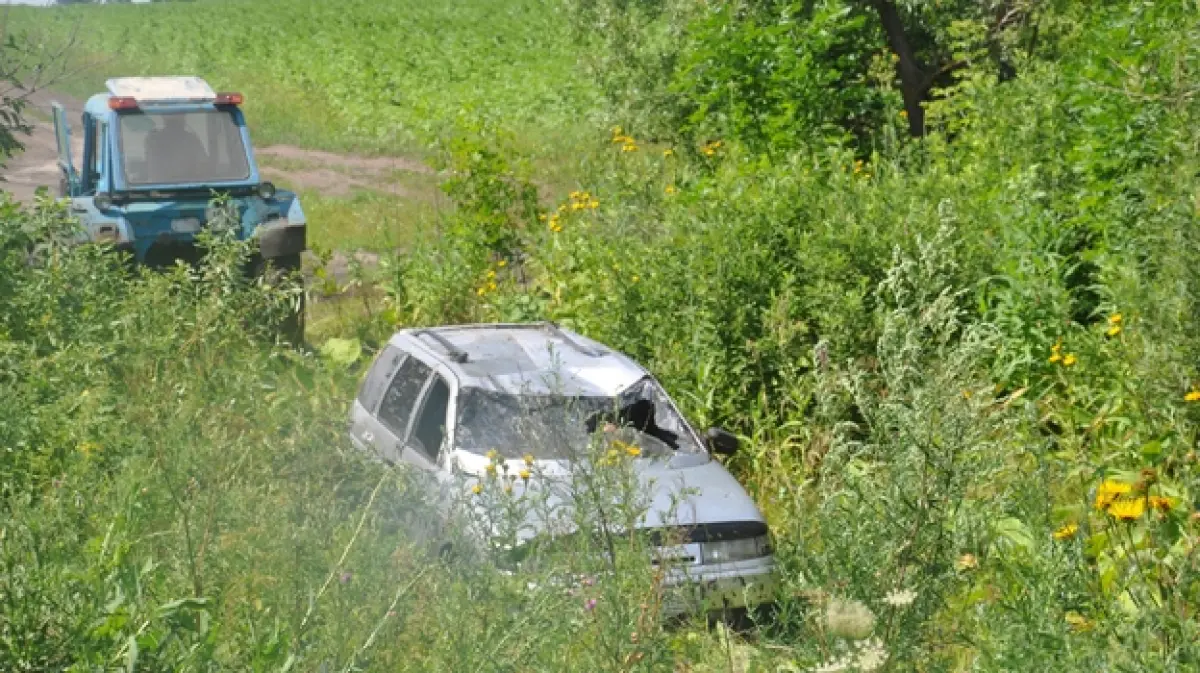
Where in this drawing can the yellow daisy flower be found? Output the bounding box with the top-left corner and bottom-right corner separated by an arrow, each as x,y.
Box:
1107,498 -> 1145,521
1052,523 -> 1079,540
1094,480 -> 1132,510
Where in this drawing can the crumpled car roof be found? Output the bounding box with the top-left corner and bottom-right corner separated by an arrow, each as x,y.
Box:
392,323 -> 648,397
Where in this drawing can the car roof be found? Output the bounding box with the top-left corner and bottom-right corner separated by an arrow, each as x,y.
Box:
389,322 -> 649,397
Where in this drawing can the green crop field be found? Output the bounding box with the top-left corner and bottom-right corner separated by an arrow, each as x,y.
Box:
3,0 -> 1200,670
16,0 -> 604,253
33,0 -> 600,155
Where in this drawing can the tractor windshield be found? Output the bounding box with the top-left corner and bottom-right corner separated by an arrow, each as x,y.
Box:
117,110 -> 251,187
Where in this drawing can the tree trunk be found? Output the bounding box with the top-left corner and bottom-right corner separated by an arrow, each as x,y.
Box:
870,0 -> 928,137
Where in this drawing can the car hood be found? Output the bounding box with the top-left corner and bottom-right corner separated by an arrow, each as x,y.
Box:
449,448 -> 765,544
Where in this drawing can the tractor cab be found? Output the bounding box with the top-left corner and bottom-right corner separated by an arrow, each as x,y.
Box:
52,76 -> 306,268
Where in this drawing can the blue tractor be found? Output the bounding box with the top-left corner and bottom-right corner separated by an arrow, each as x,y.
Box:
51,76 -> 306,340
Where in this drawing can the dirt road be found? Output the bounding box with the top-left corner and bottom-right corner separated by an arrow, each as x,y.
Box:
1,90 -> 84,204
0,89 -> 434,203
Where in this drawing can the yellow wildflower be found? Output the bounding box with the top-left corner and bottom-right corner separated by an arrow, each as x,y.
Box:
471,483 -> 483,495
1052,523 -> 1079,540
663,148 -> 674,158
538,213 -> 547,222
1106,325 -> 1121,337
1185,390 -> 1200,402
588,200 -> 599,209
631,275 -> 639,283
476,287 -> 487,297
625,445 -> 642,457
961,390 -> 972,400
665,185 -> 677,195
485,463 -> 497,476
519,468 -> 531,481
497,259 -> 507,268
1062,354 -> 1077,367
955,553 -> 978,571
1107,498 -> 1145,521
622,143 -> 639,153
853,160 -> 864,174
1051,340 -> 1062,353
1048,354 -> 1062,364
486,449 -> 499,461
523,453 -> 534,466
1094,480 -> 1132,509
899,109 -> 908,119
1108,313 -> 1122,324
550,223 -> 563,233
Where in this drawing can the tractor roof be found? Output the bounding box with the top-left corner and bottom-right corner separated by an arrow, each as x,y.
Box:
105,77 -> 216,105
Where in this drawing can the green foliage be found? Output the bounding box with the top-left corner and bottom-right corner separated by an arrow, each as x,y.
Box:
4,0 -> 1200,669
672,1 -> 889,154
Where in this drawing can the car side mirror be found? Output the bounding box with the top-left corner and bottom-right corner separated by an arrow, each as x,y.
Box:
704,427 -> 739,456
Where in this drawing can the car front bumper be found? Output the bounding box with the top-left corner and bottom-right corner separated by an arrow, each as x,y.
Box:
661,556 -> 778,616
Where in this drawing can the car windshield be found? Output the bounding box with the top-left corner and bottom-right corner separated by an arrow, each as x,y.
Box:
455,378 -> 704,459
118,110 -> 250,186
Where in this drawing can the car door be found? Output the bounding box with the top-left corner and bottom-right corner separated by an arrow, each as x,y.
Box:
367,353 -> 435,465
406,372 -> 452,472
349,344 -> 405,454
51,102 -> 78,197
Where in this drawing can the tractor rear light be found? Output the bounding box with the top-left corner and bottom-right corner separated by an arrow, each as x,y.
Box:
108,96 -> 138,110
214,92 -> 244,105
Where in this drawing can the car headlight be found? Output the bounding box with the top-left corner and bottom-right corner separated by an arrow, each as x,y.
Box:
700,535 -> 772,564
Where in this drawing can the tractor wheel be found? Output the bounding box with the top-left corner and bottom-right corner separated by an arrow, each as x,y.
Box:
253,253 -> 306,347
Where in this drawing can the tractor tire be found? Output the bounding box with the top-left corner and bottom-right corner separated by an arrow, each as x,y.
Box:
253,252 -> 306,347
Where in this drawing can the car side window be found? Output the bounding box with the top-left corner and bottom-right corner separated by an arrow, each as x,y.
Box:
358,345 -> 404,413
377,357 -> 433,438
410,375 -> 451,461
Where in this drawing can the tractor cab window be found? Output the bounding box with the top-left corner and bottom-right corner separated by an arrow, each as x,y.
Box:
117,110 -> 250,186
88,122 -> 106,189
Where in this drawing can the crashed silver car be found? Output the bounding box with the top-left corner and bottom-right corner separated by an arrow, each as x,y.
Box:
348,322 -> 777,614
